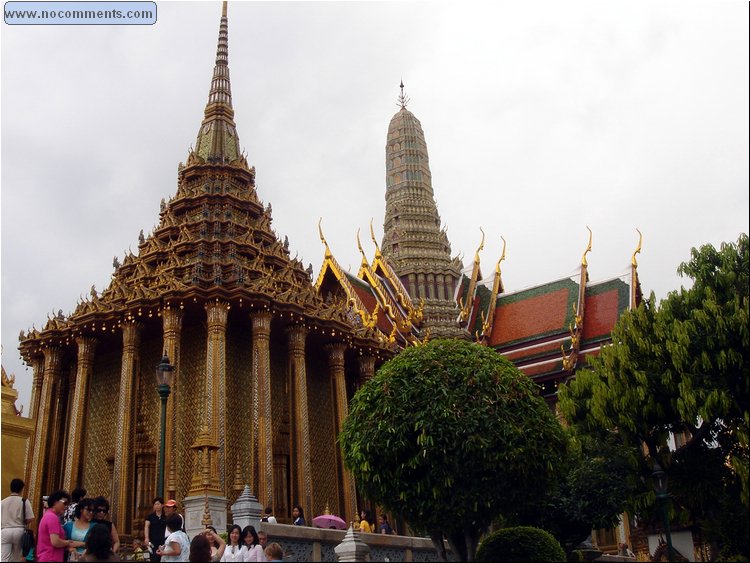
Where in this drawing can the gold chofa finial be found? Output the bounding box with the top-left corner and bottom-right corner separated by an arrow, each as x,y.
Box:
581,226 -> 593,267
369,219 -> 382,254
474,228 -> 485,264
632,228 -> 643,268
397,80 -> 410,109
318,218 -> 332,258
496,236 -> 507,274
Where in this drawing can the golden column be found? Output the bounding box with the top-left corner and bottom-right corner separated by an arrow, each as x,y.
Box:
205,301 -> 229,492
358,354 -> 376,386
326,342 -> 356,524
288,325 -> 312,520
45,363 -> 68,492
162,307 -> 183,500
27,346 -> 63,515
112,321 -> 141,532
251,311 -> 273,505
63,336 -> 97,491
24,356 -> 44,490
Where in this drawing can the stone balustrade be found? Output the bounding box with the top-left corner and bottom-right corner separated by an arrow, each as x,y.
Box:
259,522 -> 445,562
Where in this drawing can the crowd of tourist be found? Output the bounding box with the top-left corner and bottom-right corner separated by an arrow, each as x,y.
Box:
2,477 -> 395,562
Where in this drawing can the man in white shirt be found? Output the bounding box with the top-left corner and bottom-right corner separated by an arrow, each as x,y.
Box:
0,478 -> 34,562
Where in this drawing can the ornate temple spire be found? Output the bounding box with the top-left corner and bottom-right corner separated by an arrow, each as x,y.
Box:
192,1 -> 241,164
382,84 -> 465,338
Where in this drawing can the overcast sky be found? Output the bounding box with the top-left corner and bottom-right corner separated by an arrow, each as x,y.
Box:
2,0 -> 748,412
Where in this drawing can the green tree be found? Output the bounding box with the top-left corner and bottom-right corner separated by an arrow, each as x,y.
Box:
517,432 -> 639,556
339,339 -> 567,562
559,234 -> 749,558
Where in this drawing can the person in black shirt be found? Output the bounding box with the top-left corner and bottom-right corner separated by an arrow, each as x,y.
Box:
144,497 -> 167,561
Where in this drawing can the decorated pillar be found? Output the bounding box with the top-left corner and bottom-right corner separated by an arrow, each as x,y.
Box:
358,355 -> 376,387
251,311 -> 273,506
288,325 -> 312,520
326,342 -> 356,524
161,306 -> 183,499
45,360 -> 69,491
27,346 -> 63,514
205,301 -> 229,491
63,336 -> 98,491
112,321 -> 142,532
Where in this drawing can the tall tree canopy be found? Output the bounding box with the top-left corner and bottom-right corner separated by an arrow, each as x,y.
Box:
559,234 -> 749,558
340,339 -> 567,562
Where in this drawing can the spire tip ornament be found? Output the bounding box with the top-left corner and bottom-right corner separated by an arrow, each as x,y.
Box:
397,80 -> 410,109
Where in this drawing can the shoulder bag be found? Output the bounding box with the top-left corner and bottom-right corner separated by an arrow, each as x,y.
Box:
20,497 -> 35,557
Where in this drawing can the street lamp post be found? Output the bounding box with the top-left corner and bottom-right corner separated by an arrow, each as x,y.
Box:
156,353 -> 174,499
652,460 -> 674,563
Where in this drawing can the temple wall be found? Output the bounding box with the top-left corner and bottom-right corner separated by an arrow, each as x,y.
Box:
1,384 -> 34,498
270,328 -> 291,518
174,319 -> 207,502
306,344 -> 338,519
83,347 -> 122,497
226,317 -> 253,504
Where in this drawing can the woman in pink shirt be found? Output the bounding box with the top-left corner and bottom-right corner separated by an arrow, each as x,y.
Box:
37,490 -> 85,562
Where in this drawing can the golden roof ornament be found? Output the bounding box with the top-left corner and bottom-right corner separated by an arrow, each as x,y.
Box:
632,228 -> 643,268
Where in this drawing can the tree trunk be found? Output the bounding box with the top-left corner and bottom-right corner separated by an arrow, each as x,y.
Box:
430,531 -> 449,562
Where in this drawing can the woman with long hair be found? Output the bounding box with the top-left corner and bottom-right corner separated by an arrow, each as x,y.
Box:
202,526 -> 225,561
359,509 -> 373,533
63,498 -> 95,561
80,523 -> 119,562
239,525 -> 264,562
291,505 -> 305,526
188,534 -> 211,563
220,525 -> 243,562
91,496 -> 120,554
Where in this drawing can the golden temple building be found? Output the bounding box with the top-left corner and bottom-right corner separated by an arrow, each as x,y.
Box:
14,3 -> 641,539
16,3 -> 403,536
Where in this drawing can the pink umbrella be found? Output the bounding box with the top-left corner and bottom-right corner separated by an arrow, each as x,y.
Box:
312,513 -> 347,530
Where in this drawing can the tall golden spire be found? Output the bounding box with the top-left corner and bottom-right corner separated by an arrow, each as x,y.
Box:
192,1 -> 241,164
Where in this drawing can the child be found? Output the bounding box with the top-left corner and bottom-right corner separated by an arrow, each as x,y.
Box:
132,537 -> 147,561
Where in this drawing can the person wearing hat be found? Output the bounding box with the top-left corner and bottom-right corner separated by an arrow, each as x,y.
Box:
163,500 -> 185,539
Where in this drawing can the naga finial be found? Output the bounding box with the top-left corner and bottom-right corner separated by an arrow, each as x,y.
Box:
369,219 -> 382,254
581,226 -> 593,267
318,218 -> 332,258
474,228 -> 485,265
356,228 -> 367,262
496,236 -> 507,274
632,228 -> 643,268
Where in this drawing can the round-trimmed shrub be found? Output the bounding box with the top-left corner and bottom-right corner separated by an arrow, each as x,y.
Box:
475,526 -> 566,562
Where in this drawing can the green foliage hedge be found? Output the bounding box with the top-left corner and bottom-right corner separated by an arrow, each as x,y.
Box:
475,526 -> 566,562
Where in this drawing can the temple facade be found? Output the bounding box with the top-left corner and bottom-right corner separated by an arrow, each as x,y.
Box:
17,4 -> 402,536
17,3 -> 642,539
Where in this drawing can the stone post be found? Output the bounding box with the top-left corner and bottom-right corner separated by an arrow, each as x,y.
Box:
230,484 -> 263,530
334,526 -> 371,562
